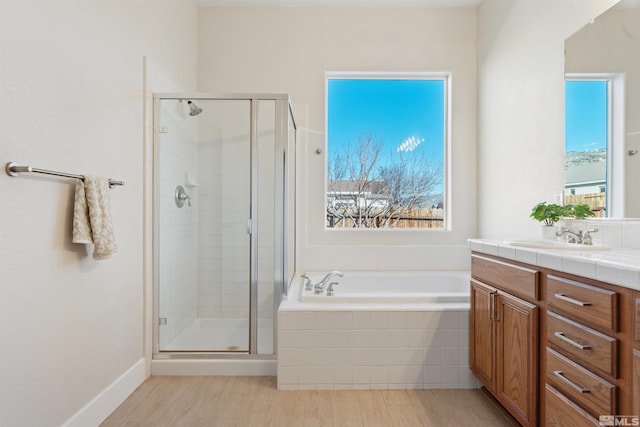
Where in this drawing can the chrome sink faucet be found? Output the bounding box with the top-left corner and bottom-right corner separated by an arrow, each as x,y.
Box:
555,227 -> 598,245
314,271 -> 343,294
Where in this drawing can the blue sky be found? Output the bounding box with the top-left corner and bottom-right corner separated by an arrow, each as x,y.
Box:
327,79 -> 445,168
327,78 -> 607,168
565,80 -> 608,153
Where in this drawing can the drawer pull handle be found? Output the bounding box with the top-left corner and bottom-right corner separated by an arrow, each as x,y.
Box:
554,332 -> 592,350
554,293 -> 592,307
553,370 -> 590,394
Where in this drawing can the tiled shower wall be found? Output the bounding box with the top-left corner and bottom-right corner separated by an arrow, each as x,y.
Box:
196,101 -> 251,320
159,99 -> 280,337
197,137 -> 251,319
196,100 -> 277,323
277,309 -> 478,390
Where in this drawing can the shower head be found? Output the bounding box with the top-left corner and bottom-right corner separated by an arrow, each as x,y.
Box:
187,100 -> 203,116
180,99 -> 203,116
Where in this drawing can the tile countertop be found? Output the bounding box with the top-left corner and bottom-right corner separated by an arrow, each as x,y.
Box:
467,238 -> 640,292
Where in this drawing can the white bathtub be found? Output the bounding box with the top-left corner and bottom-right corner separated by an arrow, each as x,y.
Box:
277,270 -> 477,390
299,271 -> 470,305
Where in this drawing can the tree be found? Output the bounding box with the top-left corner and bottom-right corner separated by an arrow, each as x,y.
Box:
376,151 -> 443,227
327,133 -> 444,228
327,134 -> 386,228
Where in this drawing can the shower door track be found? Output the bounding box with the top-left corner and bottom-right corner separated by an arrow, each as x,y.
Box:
154,352 -> 277,360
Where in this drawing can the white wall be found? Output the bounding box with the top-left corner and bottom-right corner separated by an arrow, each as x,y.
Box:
0,1 -> 197,425
476,0 -> 620,239
198,7 -> 478,272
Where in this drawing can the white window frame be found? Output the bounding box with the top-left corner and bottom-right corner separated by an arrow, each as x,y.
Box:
565,73 -> 625,217
324,71 -> 452,230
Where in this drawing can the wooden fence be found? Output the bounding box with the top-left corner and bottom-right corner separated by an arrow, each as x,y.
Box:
327,208 -> 445,229
564,193 -> 606,217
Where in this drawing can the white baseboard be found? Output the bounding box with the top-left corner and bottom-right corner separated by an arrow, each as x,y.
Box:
62,358 -> 146,427
151,359 -> 276,376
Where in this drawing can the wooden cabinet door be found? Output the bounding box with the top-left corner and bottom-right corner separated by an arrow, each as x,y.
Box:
496,291 -> 539,427
470,279 -> 497,393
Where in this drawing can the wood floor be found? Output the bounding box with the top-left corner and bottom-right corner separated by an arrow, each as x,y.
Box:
101,376 -> 512,426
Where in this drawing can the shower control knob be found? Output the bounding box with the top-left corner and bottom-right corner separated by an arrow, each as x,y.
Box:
175,185 -> 191,208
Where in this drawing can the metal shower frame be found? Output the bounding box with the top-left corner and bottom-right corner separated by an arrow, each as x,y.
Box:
152,93 -> 296,359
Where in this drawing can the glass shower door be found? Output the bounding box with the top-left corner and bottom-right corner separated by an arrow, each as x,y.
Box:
156,98 -> 251,352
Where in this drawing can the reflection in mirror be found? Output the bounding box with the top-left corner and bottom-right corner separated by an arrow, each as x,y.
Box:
565,1 -> 640,218
564,78 -> 609,217
564,74 -> 624,217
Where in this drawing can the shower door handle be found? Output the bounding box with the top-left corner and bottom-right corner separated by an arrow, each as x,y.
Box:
247,219 -> 253,235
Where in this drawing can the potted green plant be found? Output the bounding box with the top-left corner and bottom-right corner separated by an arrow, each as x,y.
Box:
530,202 -> 595,239
530,202 -> 565,226
562,203 -> 596,220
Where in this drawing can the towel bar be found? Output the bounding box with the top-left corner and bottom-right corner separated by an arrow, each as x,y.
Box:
5,162 -> 124,188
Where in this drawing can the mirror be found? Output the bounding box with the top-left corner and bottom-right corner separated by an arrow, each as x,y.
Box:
564,0 -> 640,218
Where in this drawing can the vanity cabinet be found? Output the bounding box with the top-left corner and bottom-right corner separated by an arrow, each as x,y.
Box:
470,254 -> 540,427
470,280 -> 496,392
545,274 -> 622,425
470,250 -> 637,427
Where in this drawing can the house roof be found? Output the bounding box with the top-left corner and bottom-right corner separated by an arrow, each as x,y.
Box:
327,179 -> 390,194
565,161 -> 606,186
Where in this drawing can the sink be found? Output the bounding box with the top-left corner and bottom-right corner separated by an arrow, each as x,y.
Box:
505,240 -> 609,250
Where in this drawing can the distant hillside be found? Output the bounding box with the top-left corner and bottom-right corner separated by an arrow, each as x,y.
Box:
565,149 -> 606,168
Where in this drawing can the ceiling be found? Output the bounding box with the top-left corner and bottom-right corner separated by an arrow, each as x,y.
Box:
195,0 -> 640,9
196,0 -> 482,6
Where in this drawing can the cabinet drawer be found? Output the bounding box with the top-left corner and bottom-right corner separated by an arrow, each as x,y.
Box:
547,311 -> 618,378
547,275 -> 618,333
471,254 -> 539,301
546,348 -> 616,418
545,384 -> 599,427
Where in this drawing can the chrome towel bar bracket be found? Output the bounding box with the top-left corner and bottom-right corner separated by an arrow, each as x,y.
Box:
5,162 -> 124,188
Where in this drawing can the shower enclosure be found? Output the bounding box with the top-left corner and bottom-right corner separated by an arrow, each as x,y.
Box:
153,94 -> 296,357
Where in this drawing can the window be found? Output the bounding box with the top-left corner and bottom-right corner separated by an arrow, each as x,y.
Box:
326,72 -> 449,229
564,74 -> 624,217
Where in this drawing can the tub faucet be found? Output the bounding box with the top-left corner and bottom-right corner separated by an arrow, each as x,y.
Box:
314,271 -> 344,294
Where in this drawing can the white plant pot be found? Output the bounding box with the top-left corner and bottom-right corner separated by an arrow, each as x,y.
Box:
541,224 -> 557,240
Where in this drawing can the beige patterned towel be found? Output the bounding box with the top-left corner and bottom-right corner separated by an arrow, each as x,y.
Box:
72,176 -> 118,260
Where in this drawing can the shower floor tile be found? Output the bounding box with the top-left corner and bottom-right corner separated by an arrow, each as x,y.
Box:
161,317 -> 273,353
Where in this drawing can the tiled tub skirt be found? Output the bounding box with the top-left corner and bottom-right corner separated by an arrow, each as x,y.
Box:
277,309 -> 479,390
